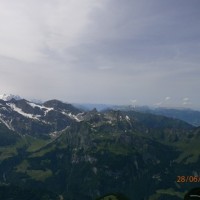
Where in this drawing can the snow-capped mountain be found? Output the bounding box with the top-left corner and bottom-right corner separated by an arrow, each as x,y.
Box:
0,94 -> 21,101
0,98 -> 136,137
0,96 -> 196,139
0,98 -> 84,136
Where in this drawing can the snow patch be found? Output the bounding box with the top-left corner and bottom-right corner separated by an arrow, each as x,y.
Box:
0,116 -> 14,130
28,102 -> 43,109
61,111 -> 84,122
28,102 -> 54,115
7,103 -> 41,120
68,112 -> 83,122
44,107 -> 54,115
125,115 -> 130,121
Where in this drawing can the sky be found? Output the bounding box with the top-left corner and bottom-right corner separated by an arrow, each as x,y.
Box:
0,0 -> 200,109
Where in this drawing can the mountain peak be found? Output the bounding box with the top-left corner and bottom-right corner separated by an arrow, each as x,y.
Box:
0,94 -> 21,101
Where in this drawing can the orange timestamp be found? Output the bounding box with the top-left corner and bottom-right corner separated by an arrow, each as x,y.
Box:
177,176 -> 200,183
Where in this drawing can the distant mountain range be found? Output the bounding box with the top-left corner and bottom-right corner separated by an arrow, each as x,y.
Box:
0,96 -> 200,199
144,107 -> 200,127
1,94 -> 200,127
111,105 -> 200,127
76,103 -> 200,127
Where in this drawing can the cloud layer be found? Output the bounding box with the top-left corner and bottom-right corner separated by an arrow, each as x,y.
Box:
0,0 -> 200,108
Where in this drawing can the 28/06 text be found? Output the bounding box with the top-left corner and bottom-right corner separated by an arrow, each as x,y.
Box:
177,176 -> 200,183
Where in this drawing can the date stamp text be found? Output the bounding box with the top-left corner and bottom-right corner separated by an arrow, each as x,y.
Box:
177,176 -> 200,183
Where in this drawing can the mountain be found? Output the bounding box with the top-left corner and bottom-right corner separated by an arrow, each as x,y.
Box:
0,122 -> 19,146
0,98 -> 83,137
0,98 -> 200,200
0,94 -> 21,101
73,103 -> 114,111
111,105 -> 200,127
148,107 -> 200,127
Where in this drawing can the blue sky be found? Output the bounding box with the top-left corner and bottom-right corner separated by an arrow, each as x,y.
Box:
0,0 -> 200,109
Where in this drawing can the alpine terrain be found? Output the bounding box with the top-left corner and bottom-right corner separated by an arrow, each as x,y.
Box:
0,96 -> 200,200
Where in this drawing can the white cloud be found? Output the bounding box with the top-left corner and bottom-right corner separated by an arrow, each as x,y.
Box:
164,96 -> 171,101
182,97 -> 189,102
0,0 -> 101,62
154,102 -> 163,107
131,99 -> 137,104
0,1 -> 44,62
97,66 -> 113,70
182,101 -> 191,106
182,97 -> 192,106
0,0 -> 200,108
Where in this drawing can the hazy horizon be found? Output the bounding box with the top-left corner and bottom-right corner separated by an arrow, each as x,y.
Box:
1,93 -> 200,112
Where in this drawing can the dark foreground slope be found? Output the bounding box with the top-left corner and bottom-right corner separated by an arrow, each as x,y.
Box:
0,101 -> 200,200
